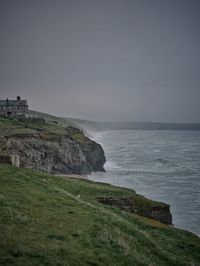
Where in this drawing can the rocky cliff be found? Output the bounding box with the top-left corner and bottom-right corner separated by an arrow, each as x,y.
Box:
0,117 -> 106,175
96,196 -> 172,225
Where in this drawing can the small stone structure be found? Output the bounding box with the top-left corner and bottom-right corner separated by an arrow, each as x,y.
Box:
0,96 -> 28,117
10,155 -> 20,167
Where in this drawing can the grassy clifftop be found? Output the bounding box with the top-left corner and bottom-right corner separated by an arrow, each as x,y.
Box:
0,115 -> 74,138
0,115 -> 106,174
0,164 -> 199,266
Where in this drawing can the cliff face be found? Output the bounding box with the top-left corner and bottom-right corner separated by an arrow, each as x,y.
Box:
96,196 -> 172,225
0,126 -> 106,175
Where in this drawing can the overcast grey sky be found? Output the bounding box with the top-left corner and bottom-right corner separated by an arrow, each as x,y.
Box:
0,0 -> 200,122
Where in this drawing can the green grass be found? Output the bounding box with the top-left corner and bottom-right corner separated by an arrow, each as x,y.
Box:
0,164 -> 199,266
28,110 -> 77,128
0,116 -> 35,136
0,116 -> 68,136
0,115 -> 88,143
71,132 -> 89,143
17,117 -> 68,135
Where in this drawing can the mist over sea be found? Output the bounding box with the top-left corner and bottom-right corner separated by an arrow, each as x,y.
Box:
89,129 -> 200,236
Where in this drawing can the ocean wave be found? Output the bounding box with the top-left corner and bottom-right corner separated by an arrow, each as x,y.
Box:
154,158 -> 196,174
105,161 -> 122,171
155,158 -> 178,167
105,160 -> 196,176
115,169 -> 196,177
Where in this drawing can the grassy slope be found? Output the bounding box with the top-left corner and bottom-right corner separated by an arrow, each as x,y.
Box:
28,110 -> 77,128
0,108 -> 80,138
0,164 -> 200,266
0,116 -> 88,153
0,115 -> 68,137
0,116 -> 35,136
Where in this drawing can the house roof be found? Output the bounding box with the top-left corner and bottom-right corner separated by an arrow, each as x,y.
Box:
0,100 -> 28,106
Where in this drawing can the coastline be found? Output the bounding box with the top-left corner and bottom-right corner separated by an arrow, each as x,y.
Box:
88,129 -> 200,236
56,174 -> 89,180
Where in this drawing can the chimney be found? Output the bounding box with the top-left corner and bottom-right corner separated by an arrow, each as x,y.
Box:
6,98 -> 9,105
17,96 -> 21,101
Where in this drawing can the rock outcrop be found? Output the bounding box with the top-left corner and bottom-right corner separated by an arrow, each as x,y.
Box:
96,196 -> 172,225
0,126 -> 106,175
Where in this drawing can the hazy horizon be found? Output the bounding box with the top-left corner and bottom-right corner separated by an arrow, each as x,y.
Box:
1,0 -> 200,123
61,114 -> 200,124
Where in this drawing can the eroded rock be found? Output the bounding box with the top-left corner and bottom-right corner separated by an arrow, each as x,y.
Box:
96,196 -> 172,225
0,127 -> 106,175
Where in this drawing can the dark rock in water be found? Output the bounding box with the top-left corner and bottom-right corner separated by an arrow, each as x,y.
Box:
96,196 -> 172,225
0,127 -> 106,175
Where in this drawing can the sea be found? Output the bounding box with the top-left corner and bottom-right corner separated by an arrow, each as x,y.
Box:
89,130 -> 200,236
